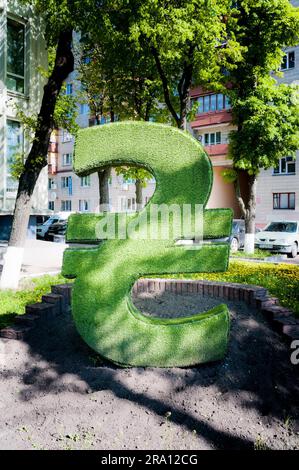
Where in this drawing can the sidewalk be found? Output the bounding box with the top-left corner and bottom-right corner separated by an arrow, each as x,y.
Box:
0,239 -> 67,278
230,254 -> 299,265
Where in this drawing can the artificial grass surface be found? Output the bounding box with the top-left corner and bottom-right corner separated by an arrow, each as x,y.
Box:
63,122 -> 232,367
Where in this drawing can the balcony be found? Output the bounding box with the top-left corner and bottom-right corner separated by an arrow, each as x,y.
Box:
191,109 -> 232,129
48,142 -> 59,153
204,143 -> 229,157
48,163 -> 57,175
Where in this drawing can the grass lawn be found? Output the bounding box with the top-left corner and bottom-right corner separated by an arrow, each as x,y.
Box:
231,249 -> 273,259
0,260 -> 298,330
0,274 -> 73,329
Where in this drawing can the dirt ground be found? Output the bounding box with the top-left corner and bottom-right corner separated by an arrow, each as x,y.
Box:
0,290 -> 298,450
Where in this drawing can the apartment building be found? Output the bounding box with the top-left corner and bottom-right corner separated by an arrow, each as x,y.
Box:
255,5 -> 299,227
0,0 -> 48,239
189,88 -> 244,217
48,75 -> 155,214
190,0 -> 299,227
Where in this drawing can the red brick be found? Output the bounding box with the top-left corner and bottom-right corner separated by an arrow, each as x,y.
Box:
176,282 -> 183,294
42,293 -> 63,315
228,286 -> 235,301
26,302 -> 54,319
159,281 -> 166,292
0,325 -> 32,340
282,325 -> 299,340
223,285 -> 229,299
213,285 -> 219,297
165,281 -> 171,292
233,287 -> 240,301
148,281 -> 155,292
196,282 -> 203,294
51,284 -> 72,304
182,282 -> 189,293
14,313 -> 39,326
218,285 -> 224,298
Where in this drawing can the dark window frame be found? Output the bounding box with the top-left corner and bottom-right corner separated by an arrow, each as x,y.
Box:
195,93 -> 231,114
6,17 -> 26,94
273,192 -> 295,210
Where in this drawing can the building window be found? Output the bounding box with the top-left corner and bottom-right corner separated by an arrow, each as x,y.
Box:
203,132 -> 221,146
61,176 -> 72,195
80,103 -> 90,115
61,176 -> 71,189
273,192 -> 295,210
6,176 -> 18,194
7,120 -> 23,165
79,200 -> 90,212
48,178 -> 54,190
120,196 -> 127,212
6,19 -> 25,94
62,131 -> 72,143
80,175 -> 91,187
196,94 -> 230,114
6,120 -> 23,193
273,156 -> 296,175
281,51 -> 295,70
61,200 -> 72,211
66,83 -> 73,95
48,201 -> 54,211
127,198 -> 136,211
62,153 -> 73,166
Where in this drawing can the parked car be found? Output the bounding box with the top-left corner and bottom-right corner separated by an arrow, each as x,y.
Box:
46,220 -> 68,242
255,221 -> 299,258
230,219 -> 245,252
36,212 -> 72,240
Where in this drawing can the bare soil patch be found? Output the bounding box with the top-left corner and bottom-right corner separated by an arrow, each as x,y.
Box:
0,290 -> 298,450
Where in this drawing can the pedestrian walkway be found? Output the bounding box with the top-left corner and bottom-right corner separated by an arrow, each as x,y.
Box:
0,239 -> 67,278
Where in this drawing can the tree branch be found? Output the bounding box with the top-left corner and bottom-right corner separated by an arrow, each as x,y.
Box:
9,29 -> 74,247
151,46 -> 180,127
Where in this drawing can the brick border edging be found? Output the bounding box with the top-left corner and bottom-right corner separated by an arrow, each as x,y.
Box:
133,279 -> 299,341
0,279 -> 298,342
0,284 -> 72,340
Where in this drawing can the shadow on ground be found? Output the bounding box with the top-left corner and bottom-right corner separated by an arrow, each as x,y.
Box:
0,291 -> 298,450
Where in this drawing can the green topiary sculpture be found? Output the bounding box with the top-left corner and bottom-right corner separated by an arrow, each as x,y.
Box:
62,122 -> 232,367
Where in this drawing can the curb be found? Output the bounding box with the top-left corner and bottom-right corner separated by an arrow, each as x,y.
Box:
0,280 -> 298,343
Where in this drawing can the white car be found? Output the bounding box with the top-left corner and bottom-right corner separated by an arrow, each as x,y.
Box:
255,221 -> 299,258
36,212 -> 73,239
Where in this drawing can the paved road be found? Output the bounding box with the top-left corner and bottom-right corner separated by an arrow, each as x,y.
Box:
0,239 -> 298,281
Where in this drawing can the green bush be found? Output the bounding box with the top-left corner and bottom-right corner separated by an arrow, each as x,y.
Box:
63,122 -> 232,367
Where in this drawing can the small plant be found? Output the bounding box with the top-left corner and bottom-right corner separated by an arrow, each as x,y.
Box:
254,436 -> 269,450
284,415 -> 293,432
166,260 -> 299,317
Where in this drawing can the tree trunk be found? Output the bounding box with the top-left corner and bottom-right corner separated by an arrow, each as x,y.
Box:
244,174 -> 257,254
9,30 -> 74,247
98,169 -> 110,212
135,179 -> 143,211
234,172 -> 257,254
179,97 -> 188,131
1,29 -> 74,289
